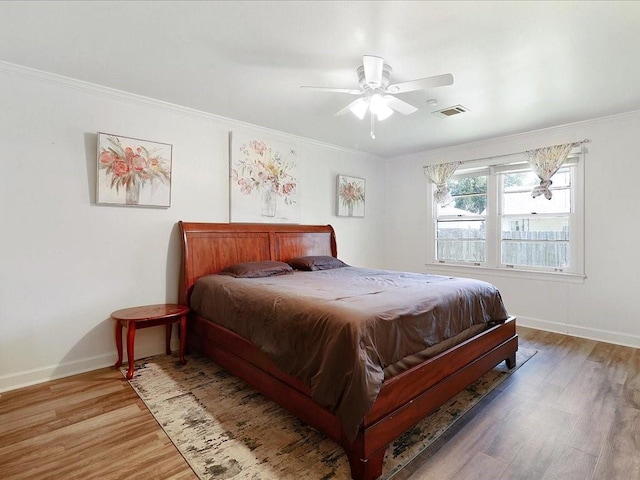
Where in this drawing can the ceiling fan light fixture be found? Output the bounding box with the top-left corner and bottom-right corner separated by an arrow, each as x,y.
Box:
369,94 -> 393,121
348,97 -> 369,120
375,104 -> 393,121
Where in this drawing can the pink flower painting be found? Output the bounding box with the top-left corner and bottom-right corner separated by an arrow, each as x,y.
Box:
230,134 -> 300,222
97,133 -> 172,207
337,175 -> 366,217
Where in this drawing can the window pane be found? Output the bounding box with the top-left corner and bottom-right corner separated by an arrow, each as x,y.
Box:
437,195 -> 487,216
501,217 -> 569,269
503,188 -> 571,214
449,176 -> 487,195
502,168 -> 572,215
437,175 -> 487,216
437,219 -> 486,262
504,169 -> 571,192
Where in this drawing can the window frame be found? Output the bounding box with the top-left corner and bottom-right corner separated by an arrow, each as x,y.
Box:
435,170 -> 488,265
426,152 -> 585,282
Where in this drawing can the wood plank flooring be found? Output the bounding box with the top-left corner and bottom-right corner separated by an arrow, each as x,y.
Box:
395,327 -> 640,480
0,368 -> 197,479
1,327 -> 638,479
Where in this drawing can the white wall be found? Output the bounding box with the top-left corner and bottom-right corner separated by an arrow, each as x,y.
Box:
384,111 -> 640,348
0,63 -> 386,392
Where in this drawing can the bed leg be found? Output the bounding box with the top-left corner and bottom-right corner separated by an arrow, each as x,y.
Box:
346,447 -> 386,480
505,352 -> 517,369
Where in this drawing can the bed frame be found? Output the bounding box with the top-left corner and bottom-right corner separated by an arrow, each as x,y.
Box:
178,221 -> 518,480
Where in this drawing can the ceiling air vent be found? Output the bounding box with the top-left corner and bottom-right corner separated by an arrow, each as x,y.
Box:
433,104 -> 469,118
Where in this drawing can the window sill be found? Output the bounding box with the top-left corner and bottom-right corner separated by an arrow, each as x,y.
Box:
424,262 -> 586,284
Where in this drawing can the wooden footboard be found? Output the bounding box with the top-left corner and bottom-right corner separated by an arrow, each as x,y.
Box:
350,318 -> 517,479
187,314 -> 517,480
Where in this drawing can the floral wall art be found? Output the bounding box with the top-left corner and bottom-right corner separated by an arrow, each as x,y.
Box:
96,133 -> 172,207
230,132 -> 300,223
337,175 -> 365,217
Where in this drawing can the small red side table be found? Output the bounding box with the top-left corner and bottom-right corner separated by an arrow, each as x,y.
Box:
112,303 -> 190,380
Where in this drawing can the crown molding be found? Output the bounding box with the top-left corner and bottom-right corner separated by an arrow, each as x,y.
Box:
0,60 -> 380,161
393,108 -> 640,164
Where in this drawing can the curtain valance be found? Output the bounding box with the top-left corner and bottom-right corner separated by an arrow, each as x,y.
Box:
423,139 -> 588,203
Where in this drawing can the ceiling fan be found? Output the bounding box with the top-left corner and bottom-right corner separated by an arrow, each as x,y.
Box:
301,55 -> 453,138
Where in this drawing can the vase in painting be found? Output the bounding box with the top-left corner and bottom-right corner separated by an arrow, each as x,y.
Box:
261,187 -> 277,217
126,181 -> 141,205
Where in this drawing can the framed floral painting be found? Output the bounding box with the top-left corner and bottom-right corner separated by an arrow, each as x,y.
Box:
337,175 -> 365,217
229,131 -> 300,223
96,132 -> 172,207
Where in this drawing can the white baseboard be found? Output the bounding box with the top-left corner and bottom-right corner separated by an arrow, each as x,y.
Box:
0,353 -> 115,393
516,315 -> 640,349
0,340 -> 178,394
3,320 -> 639,393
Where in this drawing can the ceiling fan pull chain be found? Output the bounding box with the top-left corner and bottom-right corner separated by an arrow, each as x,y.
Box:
370,113 -> 376,139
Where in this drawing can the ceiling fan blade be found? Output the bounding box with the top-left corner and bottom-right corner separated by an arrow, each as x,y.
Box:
383,95 -> 418,115
300,86 -> 362,95
386,73 -> 454,94
334,97 -> 368,118
362,55 -> 384,87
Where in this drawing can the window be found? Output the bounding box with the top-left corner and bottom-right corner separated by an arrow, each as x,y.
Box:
436,174 -> 487,264
501,168 -> 571,271
429,156 -> 584,277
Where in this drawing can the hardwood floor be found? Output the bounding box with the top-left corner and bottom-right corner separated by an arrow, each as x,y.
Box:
1,326 -> 638,479
395,327 -> 640,480
0,368 -> 197,479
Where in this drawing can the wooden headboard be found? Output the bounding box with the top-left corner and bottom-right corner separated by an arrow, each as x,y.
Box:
178,222 -> 337,305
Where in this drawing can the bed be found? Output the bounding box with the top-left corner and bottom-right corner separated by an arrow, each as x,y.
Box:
178,221 -> 518,480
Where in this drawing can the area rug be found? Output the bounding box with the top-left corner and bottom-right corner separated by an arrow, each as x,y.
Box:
123,348 -> 535,480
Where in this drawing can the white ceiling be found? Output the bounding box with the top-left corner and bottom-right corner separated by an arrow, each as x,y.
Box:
2,1 -> 640,157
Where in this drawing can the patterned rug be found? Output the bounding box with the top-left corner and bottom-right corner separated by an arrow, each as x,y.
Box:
124,348 -> 535,480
